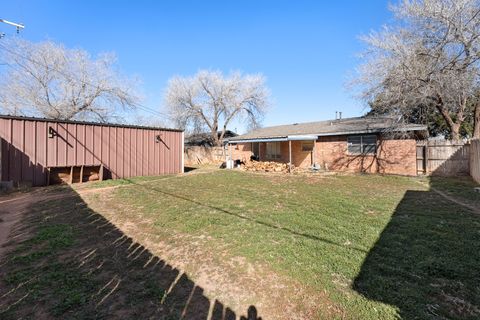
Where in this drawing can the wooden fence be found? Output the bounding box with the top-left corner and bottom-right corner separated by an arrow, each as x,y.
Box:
416,140 -> 470,176
471,139 -> 480,184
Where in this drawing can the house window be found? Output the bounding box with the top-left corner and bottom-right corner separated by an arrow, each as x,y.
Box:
266,142 -> 281,159
347,135 -> 377,155
301,141 -> 314,152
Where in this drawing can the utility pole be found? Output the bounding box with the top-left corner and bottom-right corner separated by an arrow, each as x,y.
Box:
0,18 -> 25,38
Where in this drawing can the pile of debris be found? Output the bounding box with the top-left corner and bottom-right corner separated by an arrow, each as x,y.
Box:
241,160 -> 292,173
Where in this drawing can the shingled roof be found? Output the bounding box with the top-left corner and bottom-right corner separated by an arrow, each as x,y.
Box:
228,116 -> 427,142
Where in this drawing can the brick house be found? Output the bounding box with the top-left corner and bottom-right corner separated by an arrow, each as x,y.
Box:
226,116 -> 427,176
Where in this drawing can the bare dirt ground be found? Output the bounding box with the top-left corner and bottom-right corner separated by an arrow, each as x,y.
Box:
0,189 -> 71,260
1,186 -> 256,319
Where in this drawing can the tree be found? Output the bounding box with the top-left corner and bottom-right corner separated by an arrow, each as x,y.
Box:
165,70 -> 270,146
354,0 -> 480,139
0,39 -> 140,122
367,100 -> 477,138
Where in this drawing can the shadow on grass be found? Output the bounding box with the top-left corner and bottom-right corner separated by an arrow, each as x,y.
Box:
353,176 -> 480,319
0,187 -> 261,319
125,179 -> 367,254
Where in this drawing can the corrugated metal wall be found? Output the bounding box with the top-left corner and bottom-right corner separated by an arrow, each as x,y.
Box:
0,116 -> 184,186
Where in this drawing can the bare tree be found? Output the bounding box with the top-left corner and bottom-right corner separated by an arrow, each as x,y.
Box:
354,0 -> 480,139
130,113 -> 167,128
0,38 -> 140,122
165,70 -> 270,146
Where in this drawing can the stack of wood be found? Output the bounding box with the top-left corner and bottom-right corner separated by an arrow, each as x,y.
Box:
241,160 -> 292,173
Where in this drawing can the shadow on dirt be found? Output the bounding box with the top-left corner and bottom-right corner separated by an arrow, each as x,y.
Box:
0,186 -> 262,319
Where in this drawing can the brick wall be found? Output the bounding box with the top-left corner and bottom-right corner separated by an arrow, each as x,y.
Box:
290,141 -> 313,167
314,135 -> 417,176
184,146 -> 226,165
228,143 -> 253,162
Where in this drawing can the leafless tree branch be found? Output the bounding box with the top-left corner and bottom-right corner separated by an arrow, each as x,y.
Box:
165,70 -> 270,146
0,39 -> 140,122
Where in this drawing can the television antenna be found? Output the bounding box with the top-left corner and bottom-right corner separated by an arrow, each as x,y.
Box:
0,18 -> 25,38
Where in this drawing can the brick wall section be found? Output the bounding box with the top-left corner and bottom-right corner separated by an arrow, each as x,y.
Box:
228,143 -> 253,162
314,135 -> 417,176
377,138 -> 418,176
291,141 -> 313,167
229,135 -> 418,176
184,146 -> 225,165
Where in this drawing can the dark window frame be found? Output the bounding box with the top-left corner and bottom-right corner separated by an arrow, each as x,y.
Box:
301,141 -> 314,152
347,135 -> 377,155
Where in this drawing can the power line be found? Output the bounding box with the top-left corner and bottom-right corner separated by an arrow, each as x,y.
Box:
0,18 -> 24,38
0,19 -> 24,30
0,41 -> 175,121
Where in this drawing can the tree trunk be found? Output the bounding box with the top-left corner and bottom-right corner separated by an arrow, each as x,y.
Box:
211,124 -> 222,147
450,123 -> 461,141
436,104 -> 461,140
212,130 -> 221,146
213,137 -> 222,147
217,124 -> 229,147
474,103 -> 480,139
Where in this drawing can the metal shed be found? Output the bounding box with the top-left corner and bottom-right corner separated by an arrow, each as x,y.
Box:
0,115 -> 184,186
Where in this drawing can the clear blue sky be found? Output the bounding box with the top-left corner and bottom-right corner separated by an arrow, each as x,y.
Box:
1,0 -> 392,133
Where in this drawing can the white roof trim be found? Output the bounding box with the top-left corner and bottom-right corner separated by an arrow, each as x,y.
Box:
287,135 -> 318,140
228,137 -> 288,143
228,126 -> 427,143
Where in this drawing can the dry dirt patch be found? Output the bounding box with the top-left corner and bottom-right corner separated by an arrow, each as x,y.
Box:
0,189 -> 73,260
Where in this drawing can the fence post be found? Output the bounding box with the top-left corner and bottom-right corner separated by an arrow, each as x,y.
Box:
471,139 -> 480,184
424,144 -> 428,175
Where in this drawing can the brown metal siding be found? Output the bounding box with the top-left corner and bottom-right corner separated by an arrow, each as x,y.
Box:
0,117 -> 183,186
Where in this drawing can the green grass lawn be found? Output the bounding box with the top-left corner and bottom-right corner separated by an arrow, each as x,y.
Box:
1,169 -> 479,319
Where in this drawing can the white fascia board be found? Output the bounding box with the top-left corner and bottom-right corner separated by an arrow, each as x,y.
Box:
287,135 -> 318,140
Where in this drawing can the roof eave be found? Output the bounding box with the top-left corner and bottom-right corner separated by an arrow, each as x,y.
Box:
226,126 -> 428,143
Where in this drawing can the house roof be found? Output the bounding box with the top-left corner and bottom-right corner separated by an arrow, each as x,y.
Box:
227,116 -> 427,143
